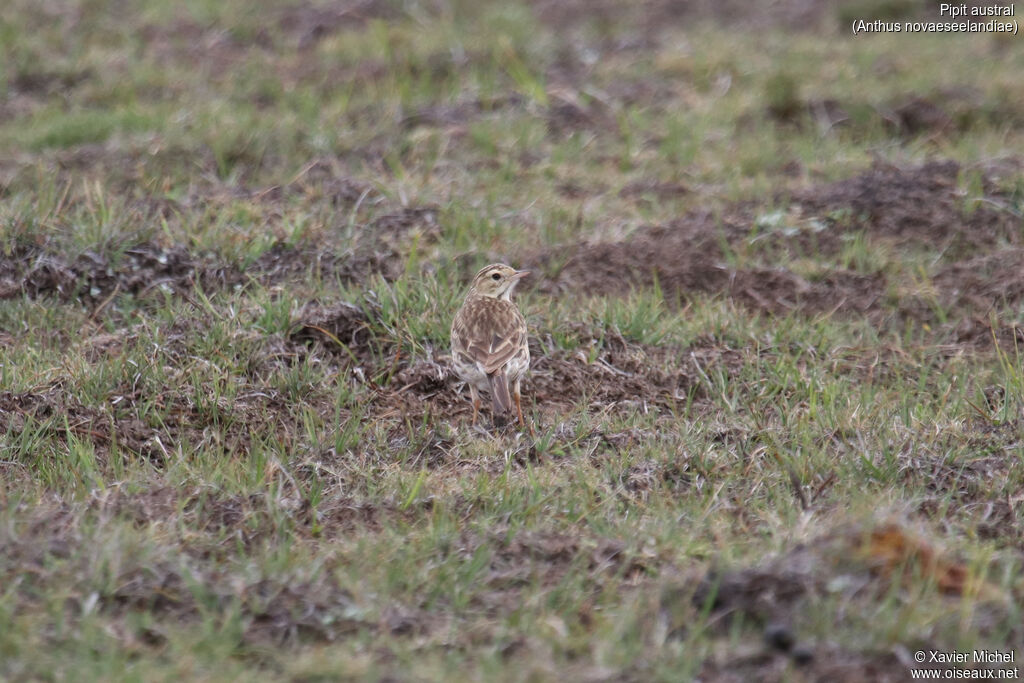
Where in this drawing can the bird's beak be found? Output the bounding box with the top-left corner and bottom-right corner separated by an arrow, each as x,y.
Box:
512,270 -> 530,280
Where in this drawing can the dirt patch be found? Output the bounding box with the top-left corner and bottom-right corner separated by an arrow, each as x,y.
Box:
282,301 -> 465,428
385,359 -> 464,425
731,268 -> 885,315
461,527 -> 653,614
283,309 -> 724,432
284,158 -> 379,206
29,143 -> 214,193
889,247 -> 1024,348
528,329 -> 698,413
934,248 -> 1024,312
530,213 -> 885,317
8,68 -> 95,97
367,205 -> 441,246
276,0 -> 404,49
793,160 -> 1020,252
887,87 -> 1024,137
0,386 -> 167,463
385,325 -> 761,430
107,487 -> 432,546
0,489 -> 447,650
288,301 -> 381,368
905,420 -> 1024,546
401,94 -> 525,131
378,325 -> 747,431
619,179 -> 690,201
697,646 -> 908,683
246,204 -> 439,287
0,242 -> 240,305
0,191 -> 431,303
529,159 -> 1020,327
138,17 -> 263,70
96,553 -> 370,645
247,241 -> 396,289
283,300 -> 715,425
676,522 -> 1005,635
762,86 -> 1024,141
528,212 -> 740,299
663,521 -> 1014,681
620,454 -> 697,499
0,361 -> 308,470
546,95 -> 616,136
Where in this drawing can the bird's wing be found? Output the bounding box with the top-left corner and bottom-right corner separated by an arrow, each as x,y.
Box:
465,327 -> 526,375
455,300 -> 527,376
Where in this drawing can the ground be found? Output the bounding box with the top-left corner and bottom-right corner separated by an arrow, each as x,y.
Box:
0,0 -> 1023,680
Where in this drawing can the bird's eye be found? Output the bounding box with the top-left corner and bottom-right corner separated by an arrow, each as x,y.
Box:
491,273 -> 501,280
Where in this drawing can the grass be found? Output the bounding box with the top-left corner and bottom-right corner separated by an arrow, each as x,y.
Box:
1,0 -> 1023,680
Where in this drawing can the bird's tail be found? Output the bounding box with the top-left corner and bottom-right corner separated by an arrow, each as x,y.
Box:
488,373 -> 512,423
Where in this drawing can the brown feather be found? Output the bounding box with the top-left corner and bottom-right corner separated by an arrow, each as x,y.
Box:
450,263 -> 531,429
453,298 -> 525,374
488,373 -> 512,416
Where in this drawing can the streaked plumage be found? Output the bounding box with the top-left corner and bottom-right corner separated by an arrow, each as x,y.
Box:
450,263 -> 530,430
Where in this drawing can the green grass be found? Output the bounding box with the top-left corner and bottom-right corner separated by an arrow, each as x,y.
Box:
23,108 -> 159,150
1,0 -> 1023,680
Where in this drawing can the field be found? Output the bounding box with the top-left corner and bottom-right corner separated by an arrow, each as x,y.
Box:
1,0 -> 1023,680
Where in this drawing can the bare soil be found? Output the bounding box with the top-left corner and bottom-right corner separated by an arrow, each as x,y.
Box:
530,160 -> 1023,345
791,160 -> 1020,251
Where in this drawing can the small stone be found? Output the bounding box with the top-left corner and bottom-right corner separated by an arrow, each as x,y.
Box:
792,644 -> 815,666
764,622 -> 795,652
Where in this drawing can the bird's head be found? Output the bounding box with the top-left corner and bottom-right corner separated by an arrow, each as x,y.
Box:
469,263 -> 530,300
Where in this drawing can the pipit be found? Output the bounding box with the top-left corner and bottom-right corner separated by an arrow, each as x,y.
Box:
450,263 -> 531,430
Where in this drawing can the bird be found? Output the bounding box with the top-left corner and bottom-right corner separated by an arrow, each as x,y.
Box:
450,263 -> 531,431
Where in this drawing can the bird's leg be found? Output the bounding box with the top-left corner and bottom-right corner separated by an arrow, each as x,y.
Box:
513,380 -> 533,437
